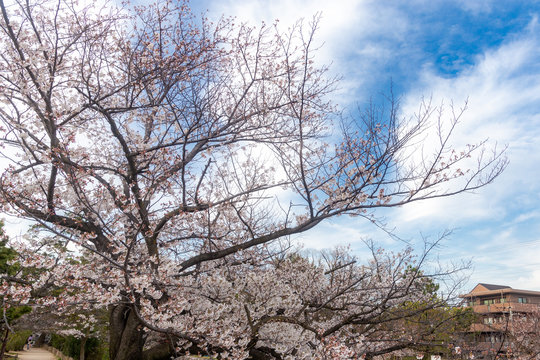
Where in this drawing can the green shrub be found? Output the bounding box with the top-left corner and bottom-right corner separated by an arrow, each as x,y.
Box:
5,330 -> 32,351
64,336 -> 80,358
50,333 -> 66,352
49,334 -> 79,359
49,333 -> 108,360
85,337 -> 108,360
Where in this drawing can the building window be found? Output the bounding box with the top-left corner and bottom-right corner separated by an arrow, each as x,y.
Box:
518,297 -> 528,303
484,299 -> 494,305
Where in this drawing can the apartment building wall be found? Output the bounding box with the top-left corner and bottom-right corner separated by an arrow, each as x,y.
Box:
459,283 -> 540,358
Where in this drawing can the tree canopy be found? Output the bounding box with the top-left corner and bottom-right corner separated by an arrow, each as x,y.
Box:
0,0 -> 506,359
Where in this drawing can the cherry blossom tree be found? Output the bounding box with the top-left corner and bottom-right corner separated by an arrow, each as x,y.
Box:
505,308 -> 540,360
0,221 -> 33,360
0,0 -> 507,359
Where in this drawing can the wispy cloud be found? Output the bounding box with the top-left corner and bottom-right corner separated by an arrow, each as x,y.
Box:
197,0 -> 540,290
388,17 -> 540,290
204,0 -> 414,103
396,17 -> 540,225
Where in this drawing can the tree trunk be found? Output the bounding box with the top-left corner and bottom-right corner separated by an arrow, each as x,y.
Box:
109,304 -> 145,360
0,327 -> 9,360
79,335 -> 87,360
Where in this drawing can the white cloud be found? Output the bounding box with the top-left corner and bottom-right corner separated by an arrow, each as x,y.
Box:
454,0 -> 494,15
383,21 -> 540,291
205,0 -> 410,103
514,210 -> 540,223
393,21 -> 540,231
468,237 -> 540,290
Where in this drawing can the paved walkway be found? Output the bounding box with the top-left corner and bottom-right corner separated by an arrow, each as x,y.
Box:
10,348 -> 56,360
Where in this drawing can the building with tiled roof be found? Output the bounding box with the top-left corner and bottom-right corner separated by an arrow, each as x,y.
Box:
460,283 -> 540,358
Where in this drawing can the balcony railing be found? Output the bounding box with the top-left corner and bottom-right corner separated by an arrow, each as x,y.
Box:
471,302 -> 536,313
469,323 -> 509,332
473,341 -> 510,352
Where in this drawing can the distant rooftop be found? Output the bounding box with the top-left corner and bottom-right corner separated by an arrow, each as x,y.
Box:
478,283 -> 511,291
461,283 -> 540,298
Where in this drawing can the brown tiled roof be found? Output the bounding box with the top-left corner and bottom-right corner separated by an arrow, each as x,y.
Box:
478,283 -> 511,290
460,283 -> 540,298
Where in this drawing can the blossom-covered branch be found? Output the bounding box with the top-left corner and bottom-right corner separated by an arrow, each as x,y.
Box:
0,0 -> 506,359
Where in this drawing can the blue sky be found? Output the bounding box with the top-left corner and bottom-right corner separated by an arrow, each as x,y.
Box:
193,0 -> 540,293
